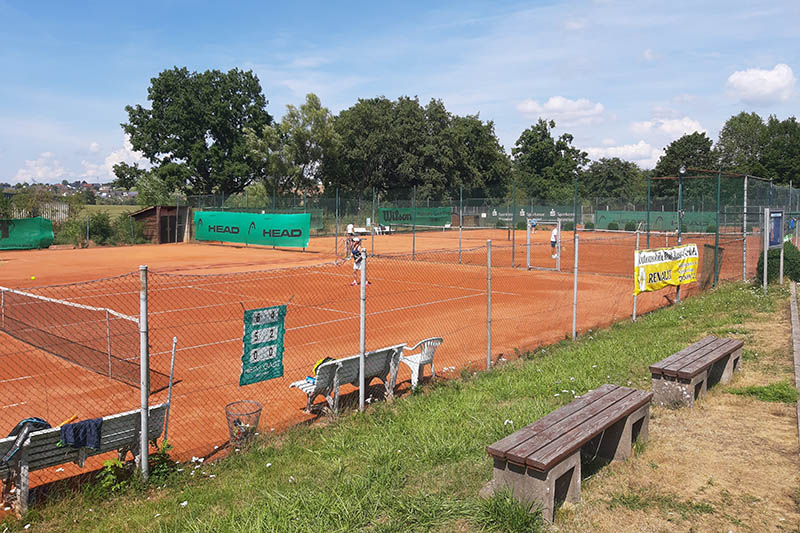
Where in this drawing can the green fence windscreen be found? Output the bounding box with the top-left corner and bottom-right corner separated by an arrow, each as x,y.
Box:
378,207 -> 451,227
0,217 -> 54,249
595,210 -> 717,231
194,211 -> 310,248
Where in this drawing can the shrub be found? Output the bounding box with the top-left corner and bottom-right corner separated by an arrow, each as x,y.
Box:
517,220 -> 527,230
756,240 -> 800,283
111,213 -> 146,244
53,217 -> 87,246
562,221 -> 574,231
706,225 -> 717,233
624,221 -> 637,232
607,222 -> 619,230
584,221 -> 595,230
87,211 -> 114,245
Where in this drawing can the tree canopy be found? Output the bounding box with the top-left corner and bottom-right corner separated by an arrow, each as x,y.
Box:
116,67 -> 272,198
512,119 -> 587,203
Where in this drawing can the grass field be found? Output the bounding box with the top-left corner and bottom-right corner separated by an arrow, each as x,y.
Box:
4,281 -> 796,532
76,204 -> 139,219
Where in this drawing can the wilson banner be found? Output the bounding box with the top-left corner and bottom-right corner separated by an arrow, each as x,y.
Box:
378,207 -> 451,227
634,244 -> 699,295
194,211 -> 310,248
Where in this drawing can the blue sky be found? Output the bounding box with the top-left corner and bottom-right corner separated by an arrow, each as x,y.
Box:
1,0 -> 798,184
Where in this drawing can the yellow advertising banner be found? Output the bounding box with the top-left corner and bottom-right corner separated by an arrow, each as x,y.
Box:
634,244 -> 699,295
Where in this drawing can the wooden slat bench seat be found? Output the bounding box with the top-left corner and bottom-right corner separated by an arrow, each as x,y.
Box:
483,384 -> 652,521
0,403 -> 168,515
650,335 -> 743,408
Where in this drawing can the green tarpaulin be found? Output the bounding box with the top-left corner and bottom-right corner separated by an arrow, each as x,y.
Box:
378,207 -> 451,227
194,211 -> 310,248
0,217 -> 53,250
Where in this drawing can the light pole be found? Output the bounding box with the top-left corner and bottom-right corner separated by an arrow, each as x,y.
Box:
677,165 -> 686,304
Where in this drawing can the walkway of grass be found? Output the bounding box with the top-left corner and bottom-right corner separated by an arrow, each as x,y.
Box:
3,282 -> 786,532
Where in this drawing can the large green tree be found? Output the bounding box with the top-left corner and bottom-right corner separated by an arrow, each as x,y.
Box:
652,132 -> 715,202
582,157 -> 645,204
714,111 -> 767,175
512,119 -> 587,203
761,115 -> 800,184
246,93 -> 339,196
116,67 -> 272,197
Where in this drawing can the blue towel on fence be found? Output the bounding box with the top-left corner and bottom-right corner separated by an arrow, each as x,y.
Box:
60,418 -> 103,450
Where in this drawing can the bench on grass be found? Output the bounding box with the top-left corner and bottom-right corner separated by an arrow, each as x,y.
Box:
0,403 -> 169,516
289,344 -> 405,415
484,384 -> 652,522
650,335 -> 743,408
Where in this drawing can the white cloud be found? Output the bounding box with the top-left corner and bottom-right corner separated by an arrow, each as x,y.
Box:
601,137 -> 615,146
631,117 -> 704,138
516,96 -> 605,125
14,152 -> 66,183
81,135 -> 149,180
725,63 -> 796,105
88,141 -> 100,153
564,18 -> 587,31
643,48 -> 655,62
586,140 -> 663,169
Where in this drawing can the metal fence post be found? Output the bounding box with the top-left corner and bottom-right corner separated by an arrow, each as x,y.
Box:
743,175 -> 748,280
138,265 -> 149,480
572,235 -> 579,340
459,185 -> 463,264
487,240 -> 492,369
412,186 -> 417,260
335,188 -> 340,258
105,310 -> 112,380
713,170 -> 721,286
371,187 -> 376,258
556,219 -> 562,272
512,183 -> 516,267
359,249 -> 366,412
526,217 -> 531,270
763,208 -> 769,296
633,231 -> 640,321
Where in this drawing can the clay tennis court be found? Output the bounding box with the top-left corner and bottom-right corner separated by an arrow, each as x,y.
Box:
0,227 -> 759,488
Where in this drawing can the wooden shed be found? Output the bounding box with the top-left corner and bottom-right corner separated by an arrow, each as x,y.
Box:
130,205 -> 191,244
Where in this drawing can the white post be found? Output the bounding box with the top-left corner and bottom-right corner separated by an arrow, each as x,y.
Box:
1,289 -> 4,329
138,265 -> 149,480
633,231 -> 640,321
572,236 -> 579,340
526,218 -> 531,270
764,208 -> 769,296
105,310 -> 112,380
359,249 -> 366,411
487,240 -> 492,369
780,239 -> 785,285
743,175 -> 748,280
556,219 -> 562,272
164,336 -> 177,443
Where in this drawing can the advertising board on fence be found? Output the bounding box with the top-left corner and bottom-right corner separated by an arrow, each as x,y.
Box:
378,207 -> 450,227
240,305 -> 286,386
634,244 -> 699,295
194,211 -> 310,248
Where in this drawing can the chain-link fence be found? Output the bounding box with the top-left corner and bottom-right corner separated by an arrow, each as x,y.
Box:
3,170 -> 799,493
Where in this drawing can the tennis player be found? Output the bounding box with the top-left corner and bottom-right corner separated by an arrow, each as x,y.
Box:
351,237 -> 369,285
550,225 -> 558,258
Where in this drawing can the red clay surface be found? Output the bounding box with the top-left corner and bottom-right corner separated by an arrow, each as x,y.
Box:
0,228 -> 760,489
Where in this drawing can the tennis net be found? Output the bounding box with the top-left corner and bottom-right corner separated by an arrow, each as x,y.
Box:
0,287 -> 170,392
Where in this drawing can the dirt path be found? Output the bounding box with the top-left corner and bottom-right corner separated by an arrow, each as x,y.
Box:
557,300 -> 800,531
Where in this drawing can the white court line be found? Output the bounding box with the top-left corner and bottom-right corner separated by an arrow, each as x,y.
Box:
2,401 -> 27,409
0,375 -> 34,384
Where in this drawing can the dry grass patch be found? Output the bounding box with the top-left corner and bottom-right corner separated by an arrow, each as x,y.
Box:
556,299 -> 800,532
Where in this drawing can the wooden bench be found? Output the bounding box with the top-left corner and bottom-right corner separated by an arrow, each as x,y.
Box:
0,403 -> 168,515
484,384 -> 652,521
289,344 -> 405,414
650,335 -> 743,408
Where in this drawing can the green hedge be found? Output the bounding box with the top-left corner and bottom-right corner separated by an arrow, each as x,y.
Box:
756,241 -> 800,283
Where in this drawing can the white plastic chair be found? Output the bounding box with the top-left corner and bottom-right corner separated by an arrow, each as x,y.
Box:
400,337 -> 443,390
